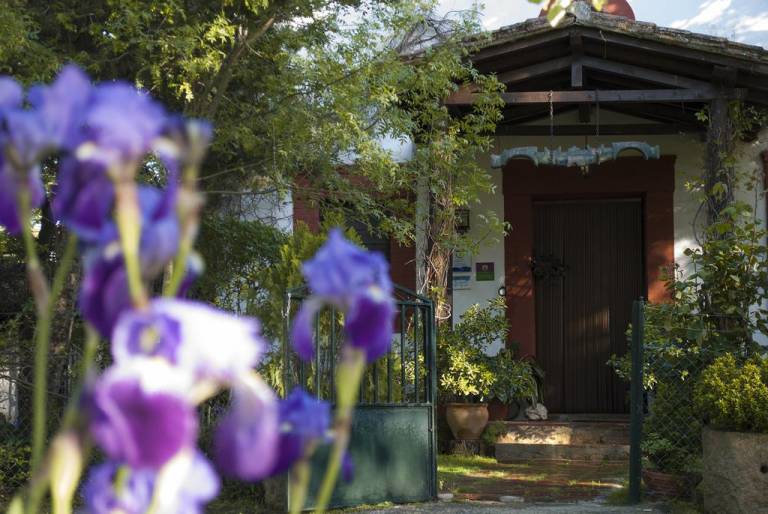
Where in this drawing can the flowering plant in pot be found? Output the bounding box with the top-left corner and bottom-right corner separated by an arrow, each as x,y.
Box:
0,67 -> 395,514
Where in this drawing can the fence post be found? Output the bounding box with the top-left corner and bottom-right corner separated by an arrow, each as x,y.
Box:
628,298 -> 645,504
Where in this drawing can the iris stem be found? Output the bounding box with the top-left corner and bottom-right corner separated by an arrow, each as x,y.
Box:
314,349 -> 366,513
163,172 -> 201,298
288,454 -> 312,514
17,182 -> 77,514
114,180 -> 148,308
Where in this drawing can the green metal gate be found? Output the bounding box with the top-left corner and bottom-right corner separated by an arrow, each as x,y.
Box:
283,285 -> 438,510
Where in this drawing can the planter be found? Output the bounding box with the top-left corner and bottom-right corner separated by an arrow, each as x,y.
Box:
699,427 -> 768,514
642,469 -> 697,499
445,403 -> 489,440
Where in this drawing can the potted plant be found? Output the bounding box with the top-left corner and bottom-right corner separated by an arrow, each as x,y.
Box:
438,299 -> 506,440
487,348 -> 539,420
694,353 -> 768,514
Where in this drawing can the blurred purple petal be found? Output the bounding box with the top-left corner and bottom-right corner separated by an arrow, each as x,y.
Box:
269,388 -> 331,476
214,375 -> 279,481
52,157 -> 113,241
344,288 -> 396,363
79,245 -> 132,338
0,77 -> 22,109
28,64 -> 92,149
80,82 -> 166,167
87,359 -> 197,470
82,462 -> 154,514
302,228 -> 391,299
290,298 -> 322,362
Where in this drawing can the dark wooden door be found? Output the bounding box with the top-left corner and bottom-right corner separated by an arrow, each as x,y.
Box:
533,199 -> 644,413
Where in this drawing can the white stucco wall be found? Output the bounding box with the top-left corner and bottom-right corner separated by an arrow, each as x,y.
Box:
452,111 -> 768,349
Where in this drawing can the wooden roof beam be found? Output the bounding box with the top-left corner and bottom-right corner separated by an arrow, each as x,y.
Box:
445,88 -> 746,106
495,56 -> 572,85
580,56 -> 715,91
495,123 -> 704,136
576,28 -> 768,76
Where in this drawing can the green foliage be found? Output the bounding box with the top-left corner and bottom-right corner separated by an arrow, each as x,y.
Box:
642,382 -> 702,474
610,201 -> 768,391
694,354 -> 768,433
437,299 -> 506,401
0,421 -> 30,499
480,420 -> 507,448
486,348 -> 538,405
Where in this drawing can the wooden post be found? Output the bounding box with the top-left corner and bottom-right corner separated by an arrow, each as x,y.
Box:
629,299 -> 645,504
705,92 -> 736,226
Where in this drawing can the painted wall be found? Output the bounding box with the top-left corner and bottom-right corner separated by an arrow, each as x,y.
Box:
451,110 -> 768,351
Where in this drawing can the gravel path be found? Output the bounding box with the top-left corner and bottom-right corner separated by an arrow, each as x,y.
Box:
363,500 -> 665,513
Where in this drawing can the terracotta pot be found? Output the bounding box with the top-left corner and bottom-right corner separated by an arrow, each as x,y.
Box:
642,469 -> 697,499
445,403 -> 489,440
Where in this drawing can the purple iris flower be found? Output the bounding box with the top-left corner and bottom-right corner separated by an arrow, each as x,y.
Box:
52,157 -> 113,241
79,186 -> 180,337
79,243 -> 132,338
0,77 -> 22,109
28,64 -> 93,151
82,452 -> 219,514
214,374 -> 280,481
290,229 -> 395,363
112,298 -> 265,382
87,358 -> 198,470
269,388 -> 331,476
82,462 -> 154,514
77,82 -> 166,169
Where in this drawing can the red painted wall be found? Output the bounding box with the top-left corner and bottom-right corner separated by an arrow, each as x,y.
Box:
502,156 -> 676,358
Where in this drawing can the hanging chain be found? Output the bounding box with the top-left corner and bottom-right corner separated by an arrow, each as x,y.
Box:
549,90 -> 554,150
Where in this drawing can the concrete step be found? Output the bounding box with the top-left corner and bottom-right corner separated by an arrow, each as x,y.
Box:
495,421 -> 630,446
495,442 -> 630,462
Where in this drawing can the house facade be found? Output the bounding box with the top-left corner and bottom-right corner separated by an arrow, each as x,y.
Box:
294,1 -> 768,415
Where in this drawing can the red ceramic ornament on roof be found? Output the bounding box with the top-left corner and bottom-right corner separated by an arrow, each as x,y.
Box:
539,0 -> 635,20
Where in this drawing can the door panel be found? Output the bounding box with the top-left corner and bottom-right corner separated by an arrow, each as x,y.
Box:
534,199 -> 643,414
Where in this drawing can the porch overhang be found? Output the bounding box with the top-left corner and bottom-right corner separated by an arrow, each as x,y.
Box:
446,10 -> 768,137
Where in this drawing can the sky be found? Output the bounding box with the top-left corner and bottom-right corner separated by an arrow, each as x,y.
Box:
437,0 -> 768,49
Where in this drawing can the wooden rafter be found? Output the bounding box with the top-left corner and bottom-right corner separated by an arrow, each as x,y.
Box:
494,123 -> 704,136
446,88 -> 745,106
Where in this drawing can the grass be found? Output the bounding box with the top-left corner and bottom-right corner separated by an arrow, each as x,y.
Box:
437,453 -> 628,503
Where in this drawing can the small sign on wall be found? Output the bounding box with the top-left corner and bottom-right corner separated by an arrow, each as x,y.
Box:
452,274 -> 471,290
476,262 -> 495,281
452,250 -> 472,273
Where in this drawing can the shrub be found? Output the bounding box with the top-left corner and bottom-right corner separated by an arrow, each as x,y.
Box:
694,353 -> 768,433
437,299 -> 505,401
486,348 -> 538,405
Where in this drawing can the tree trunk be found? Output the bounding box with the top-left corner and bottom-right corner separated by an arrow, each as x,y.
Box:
705,94 -> 735,227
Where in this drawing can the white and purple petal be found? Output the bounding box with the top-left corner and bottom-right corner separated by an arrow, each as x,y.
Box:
87,359 -> 197,470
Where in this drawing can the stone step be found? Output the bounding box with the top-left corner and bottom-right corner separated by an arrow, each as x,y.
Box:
495,442 -> 630,462
495,421 -> 630,446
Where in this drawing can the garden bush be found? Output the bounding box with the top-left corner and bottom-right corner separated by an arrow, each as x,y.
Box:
694,353 -> 768,433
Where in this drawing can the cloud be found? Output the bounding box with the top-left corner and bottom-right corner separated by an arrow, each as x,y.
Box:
670,0 -> 732,29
